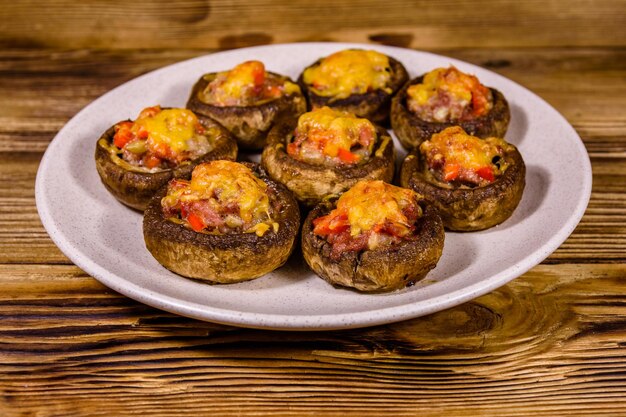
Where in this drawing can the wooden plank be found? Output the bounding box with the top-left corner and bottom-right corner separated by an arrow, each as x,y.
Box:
0,153 -> 69,264
0,0 -> 624,50
547,155 -> 626,263
1,263 -> 626,416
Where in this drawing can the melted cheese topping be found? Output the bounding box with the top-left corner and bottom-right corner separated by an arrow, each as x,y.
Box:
189,162 -> 271,225
313,181 -> 423,256
201,60 -> 300,106
420,126 -> 510,185
407,66 -> 493,122
216,60 -> 264,99
302,50 -> 392,99
288,107 -> 376,165
340,181 -> 417,237
161,161 -> 277,236
336,181 -> 419,237
111,106 -> 213,171
137,108 -> 203,154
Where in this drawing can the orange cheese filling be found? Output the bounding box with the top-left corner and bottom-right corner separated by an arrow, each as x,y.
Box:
302,50 -> 392,99
161,161 -> 278,236
313,180 -> 422,259
201,60 -> 301,107
407,66 -> 493,123
112,106 -> 213,170
419,126 -> 510,186
286,107 -> 377,166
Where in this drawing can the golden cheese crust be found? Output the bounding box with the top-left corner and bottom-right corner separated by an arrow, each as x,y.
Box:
391,75 -> 510,151
187,71 -> 306,150
399,142 -> 526,231
298,50 -> 408,124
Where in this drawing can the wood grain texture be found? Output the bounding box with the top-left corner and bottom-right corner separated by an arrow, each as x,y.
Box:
1,264 -> 626,416
0,0 -> 625,50
1,1 -> 626,415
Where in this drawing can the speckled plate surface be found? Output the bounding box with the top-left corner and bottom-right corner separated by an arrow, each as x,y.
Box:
35,43 -> 591,330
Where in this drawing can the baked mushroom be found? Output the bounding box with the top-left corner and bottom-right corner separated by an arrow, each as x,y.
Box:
302,180 -> 444,292
261,106 -> 395,207
298,49 -> 408,124
95,105 -> 237,211
186,60 -> 307,150
143,160 -> 300,284
400,126 -> 525,231
391,66 -> 510,150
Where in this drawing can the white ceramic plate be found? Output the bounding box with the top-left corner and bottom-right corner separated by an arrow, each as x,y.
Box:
36,43 -> 591,330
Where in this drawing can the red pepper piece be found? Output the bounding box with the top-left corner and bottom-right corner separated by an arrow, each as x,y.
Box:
337,148 -> 359,164
476,166 -> 495,182
443,163 -> 460,181
113,121 -> 135,149
187,212 -> 206,232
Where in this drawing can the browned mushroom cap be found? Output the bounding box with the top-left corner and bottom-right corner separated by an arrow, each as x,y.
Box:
298,53 -> 408,124
143,163 -> 300,284
399,143 -> 525,232
301,199 -> 444,293
260,117 -> 395,208
391,75 -> 510,151
95,114 -> 238,212
186,72 -> 307,150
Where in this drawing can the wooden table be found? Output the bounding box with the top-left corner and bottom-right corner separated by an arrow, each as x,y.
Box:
1,1 -> 625,415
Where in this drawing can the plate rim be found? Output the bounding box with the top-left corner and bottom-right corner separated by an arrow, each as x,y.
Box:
35,42 -> 592,330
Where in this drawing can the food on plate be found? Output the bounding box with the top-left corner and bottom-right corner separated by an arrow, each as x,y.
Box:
186,60 -> 307,150
261,106 -> 395,207
301,180 -> 444,292
400,126 -> 525,231
95,105 -> 237,211
391,66 -> 510,150
298,49 -> 408,123
143,160 -> 300,283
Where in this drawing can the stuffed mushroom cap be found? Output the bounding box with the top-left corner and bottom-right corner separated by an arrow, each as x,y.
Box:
261,106 -> 395,207
298,49 -> 408,124
302,180 -> 445,292
391,66 -> 510,150
400,126 -> 525,231
95,106 -> 237,211
143,160 -> 300,283
187,60 -> 306,150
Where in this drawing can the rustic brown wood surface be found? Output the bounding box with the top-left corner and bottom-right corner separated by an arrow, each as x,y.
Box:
1,1 -> 625,416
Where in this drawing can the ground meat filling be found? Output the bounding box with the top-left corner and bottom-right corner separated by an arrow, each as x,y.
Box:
161,161 -> 279,236
302,49 -> 392,99
286,107 -> 377,166
406,66 -> 493,123
419,126 -> 510,187
313,180 -> 423,260
200,60 -> 301,107
111,106 -> 213,170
